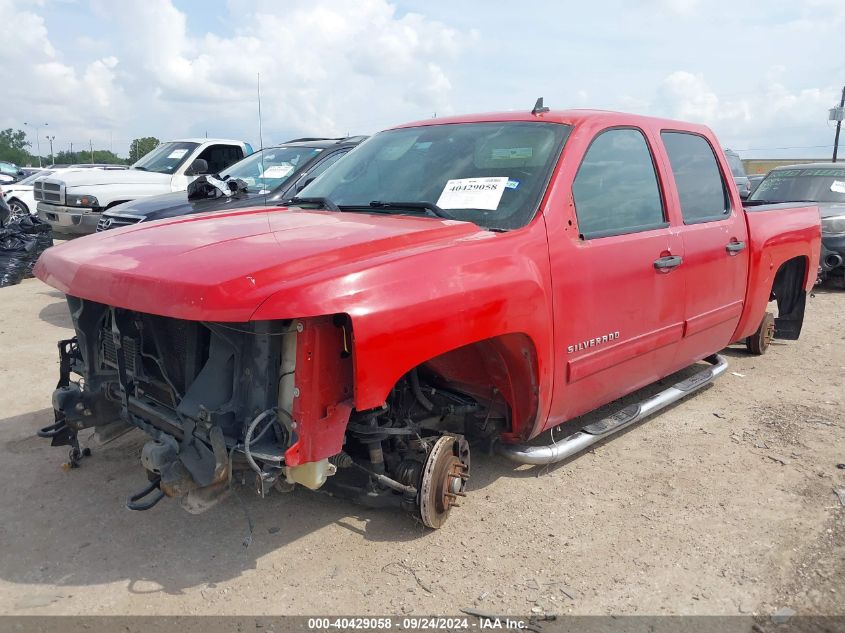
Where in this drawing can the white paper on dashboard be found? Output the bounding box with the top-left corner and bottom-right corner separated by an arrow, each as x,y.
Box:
436,177 -> 509,210
168,149 -> 189,159
830,180 -> 845,194
263,164 -> 294,178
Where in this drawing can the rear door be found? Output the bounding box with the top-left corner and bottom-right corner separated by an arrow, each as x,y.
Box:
660,131 -> 749,363
546,126 -> 686,423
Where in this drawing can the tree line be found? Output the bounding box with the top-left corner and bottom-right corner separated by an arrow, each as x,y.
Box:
0,129 -> 159,167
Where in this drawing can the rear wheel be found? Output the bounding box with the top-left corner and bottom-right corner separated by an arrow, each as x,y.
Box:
746,311 -> 775,355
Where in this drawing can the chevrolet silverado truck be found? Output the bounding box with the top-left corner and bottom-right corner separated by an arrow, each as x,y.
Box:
35,138 -> 252,235
34,107 -> 820,528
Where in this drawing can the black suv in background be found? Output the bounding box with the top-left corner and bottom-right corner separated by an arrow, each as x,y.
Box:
97,137 -> 366,231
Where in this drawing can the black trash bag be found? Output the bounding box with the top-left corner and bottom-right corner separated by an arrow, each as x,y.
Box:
187,175 -> 226,200
186,175 -> 249,201
0,227 -> 38,287
8,215 -> 53,278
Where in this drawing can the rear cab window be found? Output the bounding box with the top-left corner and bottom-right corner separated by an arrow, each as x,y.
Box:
196,144 -> 245,175
661,131 -> 730,224
572,128 -> 666,239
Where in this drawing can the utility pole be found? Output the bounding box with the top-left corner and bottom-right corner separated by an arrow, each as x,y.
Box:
46,135 -> 55,166
832,85 -> 845,163
70,141 -> 73,159
89,140 -> 95,164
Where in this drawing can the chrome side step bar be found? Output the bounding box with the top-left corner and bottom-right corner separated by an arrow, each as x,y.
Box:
497,354 -> 729,466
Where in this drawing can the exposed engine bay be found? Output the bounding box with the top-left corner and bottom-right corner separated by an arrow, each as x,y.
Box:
41,296 -> 501,527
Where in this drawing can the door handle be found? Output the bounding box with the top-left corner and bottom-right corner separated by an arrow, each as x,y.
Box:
654,255 -> 683,270
726,241 -> 747,254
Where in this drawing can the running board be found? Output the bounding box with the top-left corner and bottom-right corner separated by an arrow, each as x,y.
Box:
496,354 -> 728,465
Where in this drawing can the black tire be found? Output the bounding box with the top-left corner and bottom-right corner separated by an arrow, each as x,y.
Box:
746,311 -> 775,355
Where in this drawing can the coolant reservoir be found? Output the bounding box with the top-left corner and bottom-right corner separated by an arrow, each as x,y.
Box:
286,459 -> 336,490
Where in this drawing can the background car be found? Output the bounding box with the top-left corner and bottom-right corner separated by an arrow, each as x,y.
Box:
97,136 -> 366,231
1,169 -> 55,220
0,161 -> 24,185
747,172 -> 767,194
724,149 -> 751,199
747,162 -> 845,284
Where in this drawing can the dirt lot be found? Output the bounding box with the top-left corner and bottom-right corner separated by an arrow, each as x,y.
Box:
0,277 -> 842,618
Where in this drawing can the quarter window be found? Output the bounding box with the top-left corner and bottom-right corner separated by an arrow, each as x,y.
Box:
572,128 -> 665,239
661,132 -> 730,223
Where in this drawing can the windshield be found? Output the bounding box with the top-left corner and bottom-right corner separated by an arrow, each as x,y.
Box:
132,141 -> 199,174
298,121 -> 571,230
0,162 -> 18,175
749,167 -> 845,203
18,170 -> 54,185
221,146 -> 322,192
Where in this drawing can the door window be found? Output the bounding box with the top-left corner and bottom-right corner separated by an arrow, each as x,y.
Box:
294,150 -> 348,191
196,144 -> 245,174
572,128 -> 666,239
661,132 -> 730,223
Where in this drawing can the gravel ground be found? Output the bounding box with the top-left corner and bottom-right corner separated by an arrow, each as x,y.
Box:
0,277 -> 842,618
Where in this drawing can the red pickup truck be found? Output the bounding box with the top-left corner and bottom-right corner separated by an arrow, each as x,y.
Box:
35,107 -> 820,528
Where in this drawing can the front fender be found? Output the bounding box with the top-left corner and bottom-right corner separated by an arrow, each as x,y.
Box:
250,222 -> 556,430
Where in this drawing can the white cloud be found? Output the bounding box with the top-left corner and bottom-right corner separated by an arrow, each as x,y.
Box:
88,0 -> 472,142
651,71 -> 839,156
0,0 -> 128,156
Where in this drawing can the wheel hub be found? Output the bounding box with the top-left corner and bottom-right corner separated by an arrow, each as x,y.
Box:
418,435 -> 470,529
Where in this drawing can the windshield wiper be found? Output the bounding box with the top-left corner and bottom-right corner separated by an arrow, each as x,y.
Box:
287,196 -> 340,212
134,166 -> 148,171
369,200 -> 457,220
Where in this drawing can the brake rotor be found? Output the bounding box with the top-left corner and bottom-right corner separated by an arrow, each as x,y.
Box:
419,435 -> 470,529
746,311 -> 775,355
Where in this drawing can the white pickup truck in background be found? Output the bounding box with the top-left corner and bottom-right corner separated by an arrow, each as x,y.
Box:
35,138 -> 252,234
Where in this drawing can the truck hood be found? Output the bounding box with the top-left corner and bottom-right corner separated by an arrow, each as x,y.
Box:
35,207 -> 483,321
109,189 -> 264,221
56,168 -> 171,189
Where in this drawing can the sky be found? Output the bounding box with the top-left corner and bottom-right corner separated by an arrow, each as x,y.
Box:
1,0 -> 843,161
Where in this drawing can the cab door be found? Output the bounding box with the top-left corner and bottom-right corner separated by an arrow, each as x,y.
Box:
545,126 -> 686,424
659,131 -> 749,364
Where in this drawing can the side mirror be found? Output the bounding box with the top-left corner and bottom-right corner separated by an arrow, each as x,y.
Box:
187,158 -> 209,176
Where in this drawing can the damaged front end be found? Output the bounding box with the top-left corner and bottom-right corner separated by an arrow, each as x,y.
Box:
42,296 -> 490,528
43,296 -> 353,514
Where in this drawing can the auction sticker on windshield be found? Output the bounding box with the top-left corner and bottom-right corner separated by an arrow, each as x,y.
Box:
168,149 -> 189,159
436,177 -> 509,210
831,180 -> 845,194
263,165 -> 294,179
